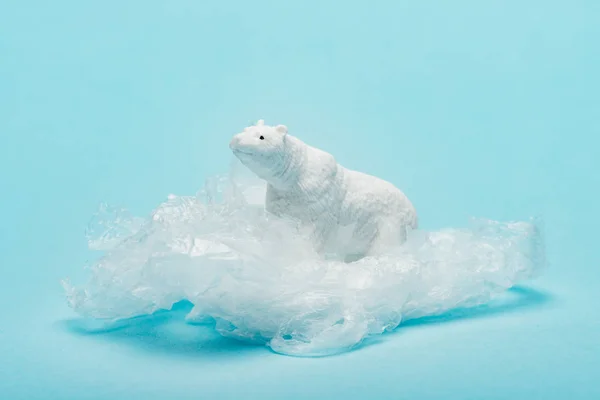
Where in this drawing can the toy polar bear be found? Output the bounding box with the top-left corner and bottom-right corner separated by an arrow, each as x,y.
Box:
229,120 -> 417,262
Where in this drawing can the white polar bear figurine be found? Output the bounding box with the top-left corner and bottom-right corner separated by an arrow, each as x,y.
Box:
229,120 -> 418,262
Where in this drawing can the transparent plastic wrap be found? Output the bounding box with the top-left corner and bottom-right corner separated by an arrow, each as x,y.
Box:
63,161 -> 545,356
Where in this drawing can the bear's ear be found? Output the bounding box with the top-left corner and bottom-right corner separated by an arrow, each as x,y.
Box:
275,125 -> 288,135
256,119 -> 265,126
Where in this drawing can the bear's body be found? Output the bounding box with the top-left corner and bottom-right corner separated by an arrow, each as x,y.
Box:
229,120 -> 417,261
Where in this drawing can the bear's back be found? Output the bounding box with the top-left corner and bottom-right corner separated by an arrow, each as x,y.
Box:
340,167 -> 418,227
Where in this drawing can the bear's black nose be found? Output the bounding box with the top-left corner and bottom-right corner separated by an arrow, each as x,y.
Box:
259,136 -> 264,140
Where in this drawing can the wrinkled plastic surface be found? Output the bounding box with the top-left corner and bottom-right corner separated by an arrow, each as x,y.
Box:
63,161 -> 545,356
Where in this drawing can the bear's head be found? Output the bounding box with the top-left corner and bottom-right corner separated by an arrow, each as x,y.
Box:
229,120 -> 290,182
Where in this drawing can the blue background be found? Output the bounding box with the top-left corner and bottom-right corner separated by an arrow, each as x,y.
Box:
1,1 -> 599,399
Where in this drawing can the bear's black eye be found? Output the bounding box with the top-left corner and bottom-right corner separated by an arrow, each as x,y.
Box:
259,135 -> 264,140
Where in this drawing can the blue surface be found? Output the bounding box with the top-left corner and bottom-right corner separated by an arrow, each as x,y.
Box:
1,1 -> 599,399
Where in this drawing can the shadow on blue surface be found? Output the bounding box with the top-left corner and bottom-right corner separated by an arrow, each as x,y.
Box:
61,286 -> 553,358
349,285 -> 554,353
61,302 -> 263,359
402,285 -> 553,329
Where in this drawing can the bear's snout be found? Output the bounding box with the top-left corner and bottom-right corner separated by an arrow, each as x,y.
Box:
229,134 -> 242,150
